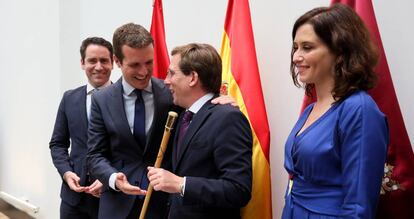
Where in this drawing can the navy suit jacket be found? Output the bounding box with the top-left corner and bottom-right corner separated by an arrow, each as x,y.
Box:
87,77 -> 179,219
168,100 -> 253,219
50,85 -> 93,206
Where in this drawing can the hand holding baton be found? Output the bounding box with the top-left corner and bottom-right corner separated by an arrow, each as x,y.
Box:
139,111 -> 178,219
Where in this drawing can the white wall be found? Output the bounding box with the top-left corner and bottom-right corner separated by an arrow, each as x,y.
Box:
0,1 -> 412,218
0,0 -> 61,218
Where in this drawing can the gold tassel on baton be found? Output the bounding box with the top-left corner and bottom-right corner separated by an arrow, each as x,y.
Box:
139,111 -> 178,219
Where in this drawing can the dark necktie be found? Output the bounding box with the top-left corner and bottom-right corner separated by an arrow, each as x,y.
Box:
176,110 -> 193,159
133,89 -> 146,148
87,88 -> 99,122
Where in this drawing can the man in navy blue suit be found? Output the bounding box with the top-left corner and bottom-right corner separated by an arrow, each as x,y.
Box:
86,23 -> 175,219
147,43 -> 253,219
50,37 -> 113,219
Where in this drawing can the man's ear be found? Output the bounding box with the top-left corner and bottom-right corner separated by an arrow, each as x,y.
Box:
114,55 -> 122,68
81,58 -> 85,70
189,71 -> 199,87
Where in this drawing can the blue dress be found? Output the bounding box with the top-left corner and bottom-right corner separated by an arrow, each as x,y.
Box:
282,91 -> 388,219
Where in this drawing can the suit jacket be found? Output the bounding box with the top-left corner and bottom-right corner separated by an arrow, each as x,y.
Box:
87,77 -> 179,219
50,85 -> 95,206
168,100 -> 253,219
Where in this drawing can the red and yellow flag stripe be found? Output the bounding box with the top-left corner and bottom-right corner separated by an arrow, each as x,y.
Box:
220,0 -> 272,218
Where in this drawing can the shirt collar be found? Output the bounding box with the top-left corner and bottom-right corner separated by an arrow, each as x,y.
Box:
87,80 -> 111,94
188,93 -> 214,114
122,77 -> 153,96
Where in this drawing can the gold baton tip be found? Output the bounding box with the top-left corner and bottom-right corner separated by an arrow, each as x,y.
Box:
168,111 -> 178,118
166,111 -> 178,129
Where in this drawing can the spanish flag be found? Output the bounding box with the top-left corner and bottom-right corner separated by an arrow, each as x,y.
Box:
220,0 -> 272,218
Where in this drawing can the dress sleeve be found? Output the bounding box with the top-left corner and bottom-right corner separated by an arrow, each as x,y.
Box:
339,98 -> 388,219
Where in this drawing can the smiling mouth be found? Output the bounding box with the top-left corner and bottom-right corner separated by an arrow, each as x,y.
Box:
134,75 -> 146,80
295,66 -> 309,73
167,88 -> 175,95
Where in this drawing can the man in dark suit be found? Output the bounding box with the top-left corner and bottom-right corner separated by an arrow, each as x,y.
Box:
86,23 -> 177,219
50,37 -> 113,219
147,43 -> 253,219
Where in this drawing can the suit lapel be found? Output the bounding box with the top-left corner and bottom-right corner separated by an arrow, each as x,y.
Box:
143,78 -> 169,154
175,101 -> 214,170
108,79 -> 142,152
76,86 -> 88,142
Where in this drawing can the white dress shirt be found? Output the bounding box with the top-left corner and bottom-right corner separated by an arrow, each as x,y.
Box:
86,81 -> 111,121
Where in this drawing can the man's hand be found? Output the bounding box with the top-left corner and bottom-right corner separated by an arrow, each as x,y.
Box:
85,179 -> 103,198
211,95 -> 238,107
115,172 -> 147,195
147,167 -> 183,194
63,171 -> 86,193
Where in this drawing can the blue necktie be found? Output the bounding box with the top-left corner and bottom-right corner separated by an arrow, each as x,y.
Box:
176,110 -> 193,159
133,89 -> 146,148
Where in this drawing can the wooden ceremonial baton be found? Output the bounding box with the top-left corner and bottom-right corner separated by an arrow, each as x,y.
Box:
139,111 -> 178,219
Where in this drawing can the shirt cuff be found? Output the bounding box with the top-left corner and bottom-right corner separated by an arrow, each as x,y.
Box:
109,172 -> 119,191
62,171 -> 71,181
180,176 -> 186,197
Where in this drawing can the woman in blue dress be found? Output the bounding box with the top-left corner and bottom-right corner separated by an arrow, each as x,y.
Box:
282,3 -> 389,219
